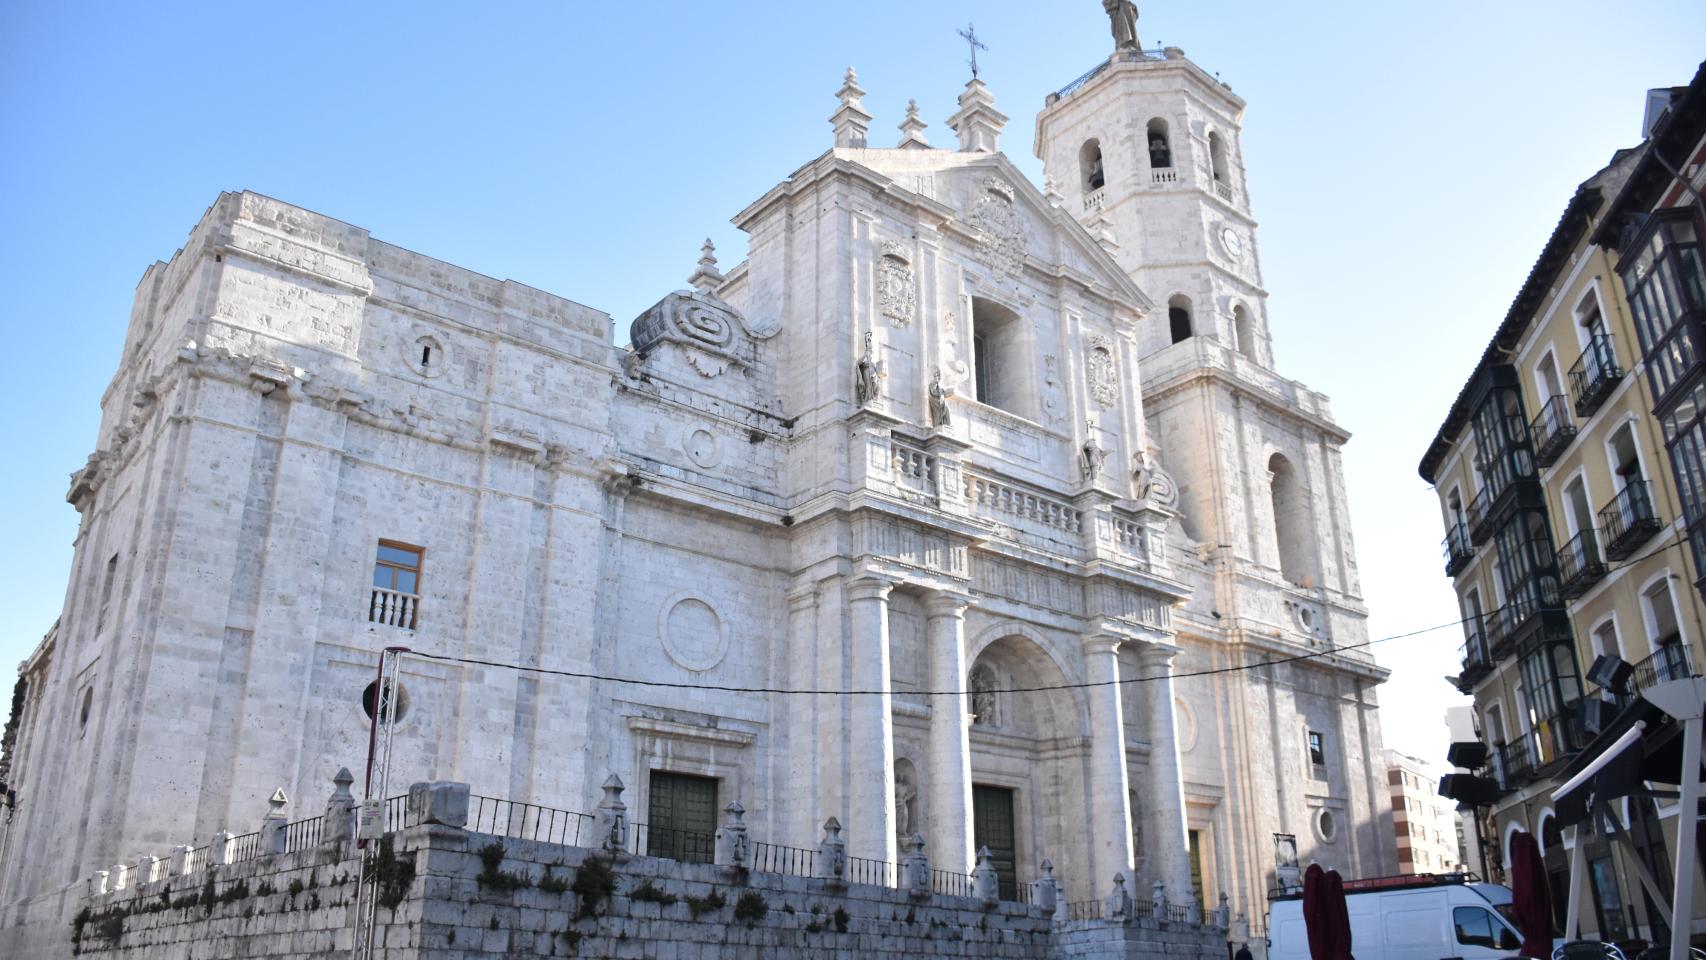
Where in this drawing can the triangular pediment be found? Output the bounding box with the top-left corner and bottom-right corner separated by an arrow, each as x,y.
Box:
836,148 -> 1153,315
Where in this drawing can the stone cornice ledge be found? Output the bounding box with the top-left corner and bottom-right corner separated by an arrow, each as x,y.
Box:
625,716 -> 756,748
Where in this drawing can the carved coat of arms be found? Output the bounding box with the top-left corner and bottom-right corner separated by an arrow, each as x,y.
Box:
968,177 -> 1025,280
877,241 -> 916,326
1086,335 -> 1119,409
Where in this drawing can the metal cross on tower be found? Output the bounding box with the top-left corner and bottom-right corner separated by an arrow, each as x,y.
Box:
957,23 -> 987,80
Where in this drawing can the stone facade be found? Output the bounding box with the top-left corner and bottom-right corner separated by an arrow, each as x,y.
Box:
0,26 -> 1392,956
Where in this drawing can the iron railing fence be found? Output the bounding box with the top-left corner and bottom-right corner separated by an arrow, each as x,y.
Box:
468,795 -> 596,848
750,841 -> 816,878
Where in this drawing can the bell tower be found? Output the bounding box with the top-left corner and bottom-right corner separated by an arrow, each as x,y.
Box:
1033,7 -> 1395,904
1035,41 -> 1269,365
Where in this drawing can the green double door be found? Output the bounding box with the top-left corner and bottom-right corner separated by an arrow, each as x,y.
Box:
973,784 -> 1018,897
647,771 -> 717,863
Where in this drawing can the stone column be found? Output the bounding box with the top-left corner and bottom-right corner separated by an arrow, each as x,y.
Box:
1138,642 -> 1195,910
1081,634 -> 1136,891
924,592 -> 974,875
846,575 -> 897,864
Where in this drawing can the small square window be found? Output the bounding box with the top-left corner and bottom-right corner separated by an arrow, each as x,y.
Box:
1307,730 -> 1326,767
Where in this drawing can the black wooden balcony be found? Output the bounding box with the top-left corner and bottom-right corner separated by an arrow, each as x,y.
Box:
1568,334 -> 1622,417
1443,523 -> 1473,576
1556,528 -> 1606,600
1528,396 -> 1577,468
1599,479 -> 1662,561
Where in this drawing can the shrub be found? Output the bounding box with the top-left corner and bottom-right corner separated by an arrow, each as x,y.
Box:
627,879 -> 677,906
685,890 -> 726,919
475,842 -> 529,892
733,891 -> 767,925
570,857 -> 617,920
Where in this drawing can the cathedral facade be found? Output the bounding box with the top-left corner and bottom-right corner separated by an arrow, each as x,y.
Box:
0,20 -> 1393,945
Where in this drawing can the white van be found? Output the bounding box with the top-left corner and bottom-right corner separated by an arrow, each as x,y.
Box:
1267,875 -> 1525,960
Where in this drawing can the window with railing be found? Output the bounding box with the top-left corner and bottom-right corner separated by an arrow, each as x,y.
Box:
370,541 -> 422,628
1567,335 -> 1622,417
1556,527 -> 1605,598
1599,479 -> 1661,559
1517,642 -> 1584,768
1660,379 -> 1706,597
1528,395 -> 1577,467
1443,523 -> 1473,576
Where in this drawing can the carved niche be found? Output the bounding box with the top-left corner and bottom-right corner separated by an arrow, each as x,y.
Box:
1086,335 -> 1119,409
877,240 -> 916,326
967,177 -> 1025,280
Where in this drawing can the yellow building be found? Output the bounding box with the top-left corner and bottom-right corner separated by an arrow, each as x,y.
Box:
1419,67 -> 1706,951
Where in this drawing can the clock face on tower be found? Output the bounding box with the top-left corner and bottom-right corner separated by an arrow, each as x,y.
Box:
1219,226 -> 1243,259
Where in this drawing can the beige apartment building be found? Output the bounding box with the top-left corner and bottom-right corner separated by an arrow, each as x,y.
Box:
1385,750 -> 1461,876
1420,67 -> 1706,950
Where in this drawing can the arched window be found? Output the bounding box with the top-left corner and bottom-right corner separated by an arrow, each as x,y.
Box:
1233,304 -> 1255,359
1168,295 -> 1193,344
1269,453 -> 1314,585
1208,132 -> 1228,183
1146,118 -> 1172,169
1079,139 -> 1105,193
969,664 -> 999,726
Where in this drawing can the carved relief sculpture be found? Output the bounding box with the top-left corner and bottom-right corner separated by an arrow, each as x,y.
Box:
968,177 -> 1025,280
969,665 -> 998,725
877,241 -> 916,326
1086,335 -> 1119,409
1133,447 -> 1179,509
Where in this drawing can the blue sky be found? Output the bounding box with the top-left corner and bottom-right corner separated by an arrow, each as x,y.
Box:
2,1 -> 1703,761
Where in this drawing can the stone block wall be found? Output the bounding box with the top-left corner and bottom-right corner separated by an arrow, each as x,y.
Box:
63,818 -> 1230,960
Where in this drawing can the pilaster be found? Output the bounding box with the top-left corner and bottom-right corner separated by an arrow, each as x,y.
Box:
845,574 -> 897,864
1080,634 -> 1136,891
923,591 -> 975,874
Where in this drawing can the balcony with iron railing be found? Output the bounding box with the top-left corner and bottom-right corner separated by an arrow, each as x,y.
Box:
1557,528 -> 1607,600
1443,523 -> 1474,577
1599,479 -> 1662,561
1467,486 -> 1494,545
1495,738 -> 1535,790
1631,636 -> 1695,689
1568,334 -> 1623,417
1456,620 -> 1494,693
1495,570 -> 1563,655
1528,396 -> 1578,468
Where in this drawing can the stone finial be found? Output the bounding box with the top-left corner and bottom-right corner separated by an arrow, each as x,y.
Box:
1105,873 -> 1132,922
902,833 -> 931,899
816,817 -> 847,886
93,870 -> 110,897
1150,880 -> 1168,918
688,238 -> 725,294
897,99 -> 930,149
714,801 -> 749,869
134,855 -> 159,886
1211,890 -> 1231,929
830,66 -> 873,148
597,774 -> 629,853
944,78 -> 1008,153
1034,857 -> 1059,914
261,788 -> 291,855
1042,173 -> 1063,207
971,845 -> 1000,904
325,767 -> 358,844
172,844 -> 195,877
111,863 -> 130,891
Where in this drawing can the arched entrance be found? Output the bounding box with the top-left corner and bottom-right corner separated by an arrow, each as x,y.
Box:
964,628 -> 1091,899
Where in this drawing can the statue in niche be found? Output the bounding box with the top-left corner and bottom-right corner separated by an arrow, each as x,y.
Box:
894,765 -> 918,840
928,367 -> 954,428
1104,0 -> 1140,51
969,664 -> 998,726
1080,420 -> 1108,482
855,332 -> 880,407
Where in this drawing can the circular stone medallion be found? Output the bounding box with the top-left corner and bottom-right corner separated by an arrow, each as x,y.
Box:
659,593 -> 729,672
684,428 -> 721,468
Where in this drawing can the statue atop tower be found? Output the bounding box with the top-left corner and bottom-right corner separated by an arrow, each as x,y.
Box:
1104,0 -> 1139,51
